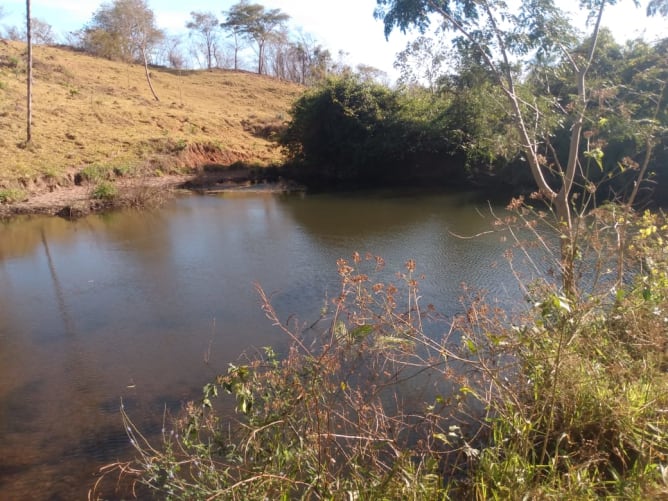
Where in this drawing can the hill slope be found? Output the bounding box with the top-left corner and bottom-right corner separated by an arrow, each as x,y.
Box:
0,41 -> 303,204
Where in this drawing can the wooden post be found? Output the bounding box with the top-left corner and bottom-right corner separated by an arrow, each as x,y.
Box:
26,0 -> 32,143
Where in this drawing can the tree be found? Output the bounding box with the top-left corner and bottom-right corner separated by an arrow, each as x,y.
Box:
395,35 -> 451,93
223,20 -> 244,70
81,0 -> 164,100
271,32 -> 333,85
281,76 -> 401,182
29,18 -> 56,45
374,0 -> 657,294
222,1 -> 290,74
186,11 -> 219,70
163,35 -> 185,69
3,17 -> 56,44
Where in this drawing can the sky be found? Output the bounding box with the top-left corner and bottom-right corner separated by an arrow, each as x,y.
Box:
1,0 -> 666,80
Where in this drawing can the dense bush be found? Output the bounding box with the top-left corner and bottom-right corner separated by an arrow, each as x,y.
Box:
280,75 -> 398,184
280,76 -> 469,187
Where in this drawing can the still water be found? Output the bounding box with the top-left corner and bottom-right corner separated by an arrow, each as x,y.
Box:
0,189 -> 519,499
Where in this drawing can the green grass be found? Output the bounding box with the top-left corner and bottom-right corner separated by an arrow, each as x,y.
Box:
91,181 -> 117,200
0,188 -> 26,204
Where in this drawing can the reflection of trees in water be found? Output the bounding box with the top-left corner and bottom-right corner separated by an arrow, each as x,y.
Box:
277,190 -> 497,240
276,190 -> 515,307
0,193 -> 525,498
41,228 -> 76,337
0,216 -> 72,261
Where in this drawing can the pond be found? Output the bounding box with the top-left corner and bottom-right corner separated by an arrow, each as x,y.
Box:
0,189 -> 520,499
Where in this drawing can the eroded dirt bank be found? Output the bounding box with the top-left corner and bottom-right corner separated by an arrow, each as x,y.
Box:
0,169 -> 302,219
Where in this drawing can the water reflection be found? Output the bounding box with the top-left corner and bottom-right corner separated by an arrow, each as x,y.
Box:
0,190 -> 517,499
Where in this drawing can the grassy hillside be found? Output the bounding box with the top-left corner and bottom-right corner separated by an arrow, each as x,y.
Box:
0,40 -> 303,197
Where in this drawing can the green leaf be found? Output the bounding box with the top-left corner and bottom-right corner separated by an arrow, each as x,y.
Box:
584,148 -> 604,171
350,324 -> 373,340
433,433 -> 450,444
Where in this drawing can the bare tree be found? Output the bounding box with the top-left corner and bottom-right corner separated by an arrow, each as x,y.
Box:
2,17 -> 55,44
165,35 -> 185,69
30,18 -> 56,45
224,25 -> 244,70
186,11 -> 219,70
4,26 -> 22,41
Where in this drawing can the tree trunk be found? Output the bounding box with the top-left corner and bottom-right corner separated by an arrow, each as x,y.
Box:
258,41 -> 264,74
554,192 -> 576,297
141,48 -> 159,101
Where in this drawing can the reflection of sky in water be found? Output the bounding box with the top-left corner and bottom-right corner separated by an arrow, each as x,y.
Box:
0,190 -> 522,499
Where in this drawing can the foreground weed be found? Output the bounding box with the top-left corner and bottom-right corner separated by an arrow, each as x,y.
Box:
93,212 -> 668,500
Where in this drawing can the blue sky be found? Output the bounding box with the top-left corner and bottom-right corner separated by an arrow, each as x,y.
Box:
1,0 -> 665,79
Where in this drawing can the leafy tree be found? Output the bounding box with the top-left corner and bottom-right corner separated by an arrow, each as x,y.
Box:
395,35 -> 451,93
374,0 -> 659,294
355,64 -> 388,84
526,30 -> 666,203
186,11 -> 219,70
80,0 -> 164,100
281,76 -> 400,183
221,1 -> 290,75
281,76 -> 464,185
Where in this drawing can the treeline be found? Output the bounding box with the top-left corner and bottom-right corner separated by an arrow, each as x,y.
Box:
0,0 -> 363,84
280,29 -> 668,203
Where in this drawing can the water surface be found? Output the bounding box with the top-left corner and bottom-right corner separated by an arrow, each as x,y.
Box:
0,190 -> 518,499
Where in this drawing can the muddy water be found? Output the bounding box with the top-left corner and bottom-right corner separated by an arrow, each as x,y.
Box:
0,190 -> 518,499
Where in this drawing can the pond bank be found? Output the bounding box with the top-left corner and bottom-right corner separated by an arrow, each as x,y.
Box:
0,169 -> 304,219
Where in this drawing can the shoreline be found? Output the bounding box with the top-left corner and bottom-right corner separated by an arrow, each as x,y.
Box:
0,170 -> 304,219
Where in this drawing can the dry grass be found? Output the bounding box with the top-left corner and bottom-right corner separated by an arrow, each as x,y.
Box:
0,40 -> 302,191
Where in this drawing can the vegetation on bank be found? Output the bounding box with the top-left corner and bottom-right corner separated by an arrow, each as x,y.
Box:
279,32 -> 667,200
0,40 -> 301,200
2,29 -> 665,207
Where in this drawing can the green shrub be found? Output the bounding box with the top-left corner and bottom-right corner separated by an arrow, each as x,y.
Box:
0,188 -> 26,204
280,75 -> 402,183
91,181 -> 117,200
